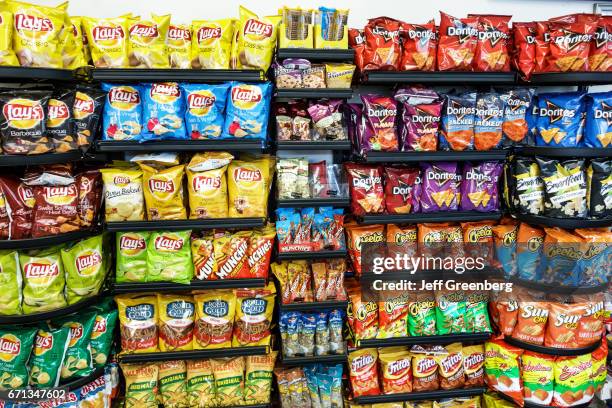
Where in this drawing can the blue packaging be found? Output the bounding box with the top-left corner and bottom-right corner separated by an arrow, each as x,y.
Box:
181,82 -> 230,140
141,82 -> 186,141
222,82 -> 271,140
101,83 -> 143,141
440,92 -> 476,151
536,91 -> 585,147
585,91 -> 612,148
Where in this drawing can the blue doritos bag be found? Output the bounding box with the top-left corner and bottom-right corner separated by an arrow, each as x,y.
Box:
536,91 -> 585,147
585,91 -> 612,148
140,82 -> 186,141
222,82 -> 271,140
101,83 -> 143,141
440,92 -> 476,151
181,83 -> 230,140
524,93 -> 538,146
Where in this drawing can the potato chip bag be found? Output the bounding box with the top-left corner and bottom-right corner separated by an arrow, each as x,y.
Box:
121,362 -> 159,408
7,0 -> 65,67
158,360 -> 187,408
116,294 -> 159,353
59,16 -> 87,69
544,302 -> 583,349
182,83 -> 231,140
61,234 -> 107,305
553,354 -> 594,407
186,360 -> 215,408
101,83 -> 143,141
233,283 -> 275,347
348,348 -> 380,397
536,92 -> 585,147
191,19 -> 233,69
141,82 -> 186,141
222,82 -> 272,140
82,16 -> 129,68
147,230 -> 193,283
19,248 -> 67,314
194,290 -> 235,349
245,351 -> 277,404
116,232 -> 150,283
521,352 -> 554,405
139,163 -> 186,220
0,6 -> 18,66
228,156 -> 273,217
29,326 -> 70,388
157,293 -> 195,352
100,167 -> 145,222
55,311 -> 96,381
165,23 -> 191,68
379,348 -> 412,394
500,88 -> 534,146
440,93 -> 476,151
89,298 -> 118,368
73,85 -> 106,151
474,93 -> 504,151
230,6 -> 280,71
211,357 -> 244,406
187,152 -> 232,219
437,12 -> 478,71
0,326 -> 36,390
127,14 -> 169,68
591,341 -> 607,392
0,251 -> 22,315
484,340 -> 523,406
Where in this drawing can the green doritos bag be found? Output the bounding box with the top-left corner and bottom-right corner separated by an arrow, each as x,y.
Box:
89,298 -> 118,368
61,234 -> 108,305
146,230 -> 193,283
0,326 -> 37,390
29,326 -> 71,388
19,248 -> 67,314
0,251 -> 22,315
116,232 -> 150,282
55,312 -> 97,382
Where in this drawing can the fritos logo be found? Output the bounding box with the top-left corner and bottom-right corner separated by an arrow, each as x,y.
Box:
243,19 -> 273,38
197,26 -> 221,45
155,235 -> 184,251
148,178 -> 175,194
231,85 -> 262,110
416,357 -> 437,375
3,99 -> 44,129
73,92 -> 95,120
108,86 -> 140,111
24,262 -> 59,278
351,353 -> 374,371
187,91 -> 215,116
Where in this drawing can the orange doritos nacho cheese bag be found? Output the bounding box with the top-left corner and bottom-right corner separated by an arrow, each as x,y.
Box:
363,16 -> 402,71
469,14 -> 511,72
399,20 -> 437,71
437,12 -> 478,71
545,20 -> 597,72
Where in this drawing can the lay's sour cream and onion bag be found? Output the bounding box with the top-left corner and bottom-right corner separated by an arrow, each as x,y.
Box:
82,15 -> 129,68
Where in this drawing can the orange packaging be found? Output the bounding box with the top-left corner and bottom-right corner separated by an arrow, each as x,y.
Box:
437,12 -> 478,71
247,225 -> 275,279
591,340 -> 608,392
399,20 -> 437,71
417,223 -> 449,258
213,230 -> 251,279
545,20 -> 597,72
589,16 -> 612,71
469,15 -> 511,72
377,292 -> 410,339
544,302 -> 584,349
386,224 -> 417,264
345,223 -> 385,276
411,345 -> 440,392
512,300 -> 549,345
572,293 -> 605,348
534,21 -> 550,72
435,343 -> 465,390
347,285 -> 378,342
379,348 -> 412,394
494,293 -> 519,336
348,348 -> 380,397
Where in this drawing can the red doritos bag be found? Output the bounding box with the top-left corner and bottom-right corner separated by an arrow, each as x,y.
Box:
363,17 -> 402,71
349,28 -> 366,71
469,14 -> 511,72
437,12 -> 479,71
345,163 -> 385,216
589,16 -> 612,71
513,22 -> 537,79
399,20 -> 437,71
545,20 -> 597,72
383,166 -> 420,214
534,21 -> 550,72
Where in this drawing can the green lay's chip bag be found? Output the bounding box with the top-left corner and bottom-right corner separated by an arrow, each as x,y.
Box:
147,230 -> 193,283
0,326 -> 37,390
29,326 -> 71,388
0,251 -> 22,315
19,248 -> 67,314
55,312 -> 97,382
89,298 -> 118,368
116,232 -> 150,283
61,235 -> 108,305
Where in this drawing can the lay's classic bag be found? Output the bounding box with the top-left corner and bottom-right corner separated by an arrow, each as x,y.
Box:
585,91 -> 612,148
127,14 -> 170,68
165,23 -> 191,69
82,16 -> 129,68
536,92 -> 585,147
222,82 -> 271,140
102,83 -> 143,141
230,7 -> 280,71
191,19 -> 234,69
0,6 -> 18,66
181,83 -> 231,139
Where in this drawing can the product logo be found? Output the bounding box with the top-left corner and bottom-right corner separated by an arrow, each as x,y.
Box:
166,301 -> 195,319
231,85 -> 262,110
371,25 -> 399,41
234,167 -> 262,183
3,99 -> 44,129
92,25 -> 125,42
594,101 -> 612,126
241,298 -> 266,315
14,13 -> 53,34
554,29 -> 592,50
68,324 -> 84,346
540,100 -> 576,123
113,175 -> 131,185
34,332 -> 53,355
148,178 -> 175,194
416,357 -> 437,375
187,91 -> 215,116
192,175 -> 221,192
154,235 -> 184,251
407,25 -> 436,40
47,99 -> 70,127
440,353 -> 462,373
120,234 -> 146,255
203,300 -> 229,317
17,184 -> 34,208
243,19 -> 273,38
75,251 -> 103,277
478,23 -> 509,46
197,25 -> 221,44
216,238 -> 248,278
446,25 -> 478,43
388,358 -> 410,375
108,87 -> 140,110
351,354 -> 374,371
24,262 -> 59,278
92,316 -> 107,338
125,304 -> 154,320
464,352 -> 484,369
73,92 -> 95,119
168,25 -> 191,41
0,335 -> 20,362
43,185 -> 77,206
448,100 -> 474,120
150,83 -> 180,103
129,23 -> 159,39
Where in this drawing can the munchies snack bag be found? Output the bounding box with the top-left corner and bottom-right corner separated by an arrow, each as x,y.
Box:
82,15 -> 129,68
230,6 -> 280,72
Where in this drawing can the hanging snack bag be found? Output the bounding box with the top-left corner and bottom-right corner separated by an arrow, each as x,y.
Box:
233,283 -> 275,347
147,230 -> 193,283
191,19 -> 233,69
360,95 -> 399,152
484,340 -> 524,406
165,23 -> 191,68
46,89 -> 77,153
116,232 -> 149,282
89,298 -> 118,368
59,16 -> 86,69
158,360 -> 187,408
191,233 -> 216,280
553,355 -> 594,407
546,20 -> 597,72
0,90 -> 52,155
82,16 -> 129,67
28,326 -> 70,388
121,363 -> 159,408
0,326 -> 36,390
127,14 -> 170,68
101,83 -> 143,140
76,170 -> 102,228
537,157 -> 587,218
193,290 -> 235,349
31,181 -> 80,238
587,158 -> 612,218
19,248 -> 67,314
100,167 -> 145,222
140,163 -> 186,220
157,293 -> 195,352
61,234 -> 107,304
470,14 -> 511,72
345,163 -> 385,215
436,343 -> 465,389
248,225 -> 275,279
186,360 -> 215,407
141,82 -> 186,140
348,348 -> 380,397
435,290 -> 466,334
0,251 -> 22,315
55,312 -> 96,381
512,157 -> 545,215
222,82 -> 271,140
536,92 -> 585,147
230,6 -> 280,71
544,302 -> 583,349
516,222 -> 545,281
474,92 -> 504,150
513,22 -> 537,80
437,12 -> 478,71
181,83 -> 231,140
420,162 -> 460,212
116,294 -> 158,353
362,17 -> 402,71
460,161 -> 502,212
345,224 -> 385,276
585,91 -> 611,148
214,231 -> 251,279
440,93 -> 476,151
186,152 -> 233,219
377,292 -> 409,339
228,155 -> 274,217
399,21 -> 437,71
72,86 -> 106,151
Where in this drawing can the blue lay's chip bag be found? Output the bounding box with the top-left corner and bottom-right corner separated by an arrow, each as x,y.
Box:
222,82 -> 271,140
141,82 -> 186,141
585,91 -> 612,148
536,91 -> 585,147
102,83 -> 143,141
440,92 -> 476,151
181,83 -> 230,140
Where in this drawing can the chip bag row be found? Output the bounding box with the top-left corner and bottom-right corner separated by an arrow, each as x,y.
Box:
275,207 -> 346,252
272,259 -> 347,304
115,286 -> 275,353
276,363 -> 344,408
120,353 -> 276,408
279,310 -> 345,358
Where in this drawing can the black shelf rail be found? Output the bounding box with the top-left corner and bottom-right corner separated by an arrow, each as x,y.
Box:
0,151 -> 85,167
528,72 -> 612,86
511,277 -> 607,295
363,150 -> 508,163
277,197 -> 350,208
513,213 -> 612,229
91,68 -> 266,82
0,229 -> 97,250
363,71 -> 516,85
106,218 -> 266,232
276,140 -> 351,151
279,300 -> 348,312
62,367 -> 105,391
504,336 -> 602,356
495,390 -> 590,408
113,278 -> 267,294
0,66 -> 75,81
97,140 -> 266,152
276,249 -> 347,260
516,146 -> 612,158
352,387 -> 487,404
118,346 -> 269,363
0,294 -> 104,325
359,211 -> 503,225
355,332 -> 492,348
277,48 -> 355,61
275,88 -> 353,99
281,353 -> 347,366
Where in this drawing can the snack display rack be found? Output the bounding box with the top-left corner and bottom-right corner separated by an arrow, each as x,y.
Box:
513,213 -> 612,229
352,387 -> 488,404
275,88 -> 353,98
117,346 -> 270,363
276,140 -> 352,150
0,294 -> 106,324
96,139 -> 267,152
90,68 -> 267,82
362,150 -> 510,163
105,218 -> 267,232
112,278 -> 268,294
0,229 -> 97,250
354,333 -> 493,348
504,337 -> 603,357
0,66 -> 76,81
358,211 -> 504,224
277,48 -> 355,61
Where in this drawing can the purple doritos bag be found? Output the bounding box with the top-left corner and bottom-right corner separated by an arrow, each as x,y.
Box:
394,87 -> 442,152
460,161 -> 503,212
360,94 -> 399,152
420,162 -> 460,212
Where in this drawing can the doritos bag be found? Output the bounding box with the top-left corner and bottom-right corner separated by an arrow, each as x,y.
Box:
394,87 -> 441,152
512,22 -> 537,80
349,28 -> 366,71
191,19 -> 233,69
360,95 -> 399,152
585,91 -> 611,148
440,93 -> 476,151
127,14 -> 170,68
384,166 -> 420,214
363,17 -> 401,71
345,163 -> 385,215
437,12 -> 478,71
500,88 -> 534,146
420,162 -> 460,212
589,16 -> 612,72
230,6 -> 279,71
165,23 -> 191,69
546,20 -> 597,72
474,92 -> 504,151
460,161 -> 502,212
534,21 -> 550,73
469,14 -> 511,72
536,92 -> 585,147
181,83 -> 231,140
399,20 -> 437,71
82,16 -> 129,68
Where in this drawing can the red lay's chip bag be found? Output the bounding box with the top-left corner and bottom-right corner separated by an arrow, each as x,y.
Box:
546,20 -> 597,72
345,163 -> 385,215
469,15 -> 511,72
383,166 -> 420,214
437,12 -> 479,71
363,17 -> 402,71
513,22 -> 537,80
399,20 -> 437,71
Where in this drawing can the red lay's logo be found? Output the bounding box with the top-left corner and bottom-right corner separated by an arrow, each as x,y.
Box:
243,19 -> 272,37
197,26 -> 221,42
193,175 -> 221,191
151,83 -> 180,97
76,252 -> 102,273
14,14 -> 53,32
232,87 -> 262,103
17,184 -> 34,206
168,25 -> 191,41
129,23 -> 159,38
0,337 -> 20,356
188,93 -> 215,109
47,100 -> 70,126
74,94 -> 95,116
35,333 -> 53,353
3,102 -> 44,121
69,325 -> 83,342
24,262 -> 59,278
92,25 -> 125,41
149,178 -> 175,193
120,236 -> 146,250
234,168 -> 262,182
155,235 -> 184,251
114,176 -> 131,185
44,185 -> 77,199
109,87 -> 140,104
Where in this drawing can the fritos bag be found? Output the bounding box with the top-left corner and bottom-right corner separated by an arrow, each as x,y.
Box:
463,344 -> 485,387
230,6 -> 280,71
228,156 -> 274,217
553,355 -> 594,407
191,19 -> 234,69
348,348 -> 380,397
484,340 -> 523,406
157,293 -> 195,352
140,163 -> 186,220
436,343 -> 465,390
127,14 -> 170,68
194,290 -> 235,349
363,17 -> 402,71
82,16 -> 129,68
469,15 -> 511,72
379,348 -> 412,394
437,12 -> 478,71
165,23 -> 191,69
399,21 -> 437,71
186,152 -> 233,219
521,352 -> 554,405
232,283 -> 275,347
411,345 -> 440,392
100,167 -> 145,222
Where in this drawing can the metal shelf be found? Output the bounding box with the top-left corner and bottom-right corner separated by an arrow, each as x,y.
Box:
516,146 -> 612,158
528,72 -> 612,85
91,68 -> 266,82
105,218 -> 266,232
276,140 -> 351,151
504,336 -> 601,356
0,151 -> 84,167
62,367 -> 105,390
118,346 -> 269,363
513,213 -> 612,229
275,88 -> 353,98
363,150 -> 508,163
279,300 -> 348,312
0,295 -> 104,325
363,71 -> 516,85
0,230 -> 97,250
511,277 -> 608,295
113,279 -> 267,294
352,387 -> 486,404
97,140 -> 266,152
276,249 -> 347,260
276,197 -> 350,208
359,211 -> 503,225
277,48 -> 354,61
0,66 -> 75,81
355,332 -> 492,348
281,353 -> 347,366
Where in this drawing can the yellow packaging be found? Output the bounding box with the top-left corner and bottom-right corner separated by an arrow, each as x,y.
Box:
0,7 -> 18,66
325,63 -> 356,88
82,15 -> 129,68
140,163 -> 186,221
230,6 -> 280,71
7,0 -> 66,67
166,23 -> 191,68
116,294 -> 159,354
75,16 -> 91,64
186,152 -> 233,219
121,362 -> 159,408
228,156 -> 274,218
232,283 -> 276,347
211,357 -> 245,406
190,19 -> 233,69
191,234 -> 217,280
158,360 -> 188,408
100,167 -> 145,222
244,351 -> 277,404
127,14 -> 170,68
157,293 -> 195,352
58,15 -> 86,69
186,360 -> 215,408
193,290 -> 236,349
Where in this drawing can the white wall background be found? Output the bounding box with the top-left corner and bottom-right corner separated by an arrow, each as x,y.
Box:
29,0 -> 601,27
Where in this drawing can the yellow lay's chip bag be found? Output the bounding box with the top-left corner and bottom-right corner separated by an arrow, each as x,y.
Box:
0,6 -> 18,66
228,156 -> 274,218
58,15 -> 86,69
230,6 -> 280,71
191,19 -> 234,69
82,15 -> 129,68
7,0 -> 66,67
165,23 -> 191,68
127,14 -> 170,68
140,163 -> 186,220
186,152 -> 233,219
